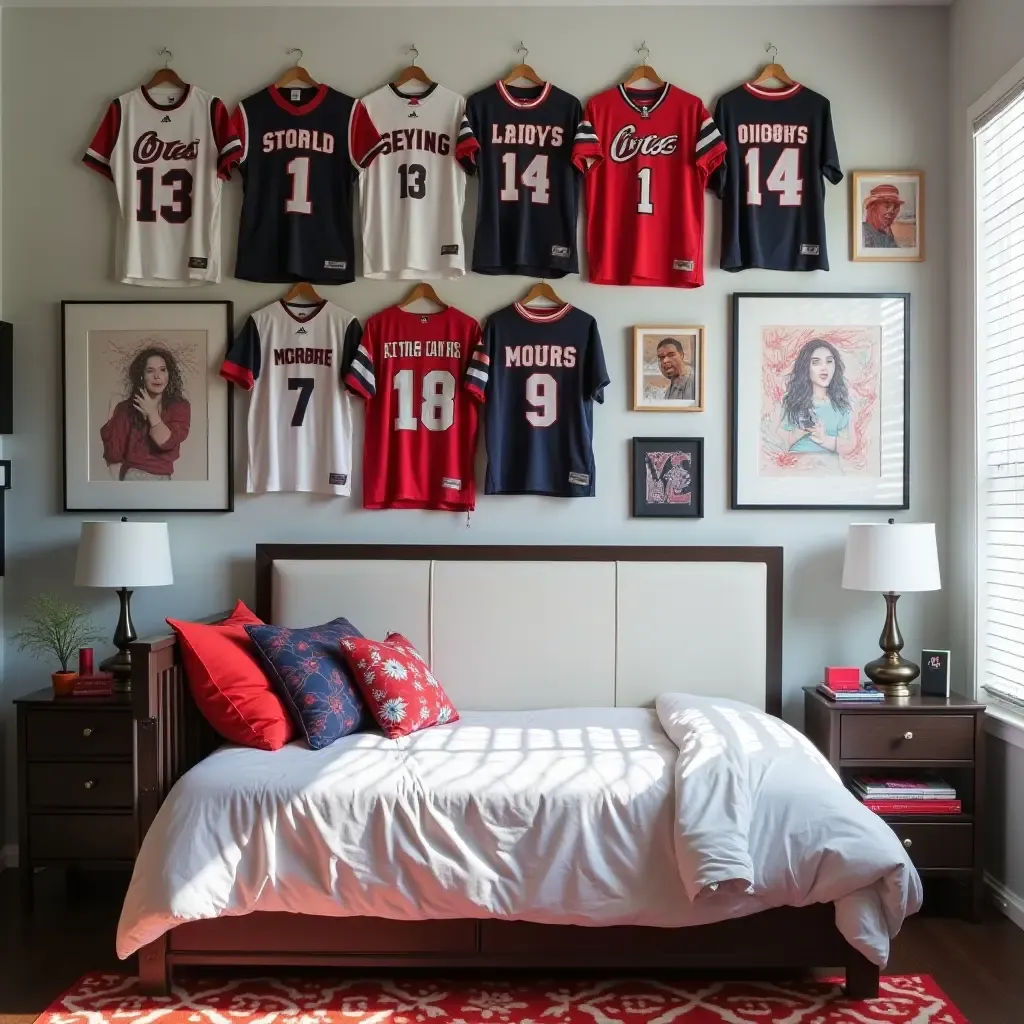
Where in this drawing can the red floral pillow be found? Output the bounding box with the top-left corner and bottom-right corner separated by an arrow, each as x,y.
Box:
339,632 -> 458,738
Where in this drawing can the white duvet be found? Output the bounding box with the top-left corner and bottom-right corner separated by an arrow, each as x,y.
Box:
117,694 -> 921,964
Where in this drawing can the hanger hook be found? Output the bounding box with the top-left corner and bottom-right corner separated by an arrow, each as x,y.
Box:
287,47 -> 303,65
516,41 -> 528,63
638,41 -> 650,65
158,47 -> 172,68
766,41 -> 778,64
406,44 -> 419,66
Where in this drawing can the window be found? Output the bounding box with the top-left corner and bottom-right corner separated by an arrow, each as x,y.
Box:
975,83 -> 1024,710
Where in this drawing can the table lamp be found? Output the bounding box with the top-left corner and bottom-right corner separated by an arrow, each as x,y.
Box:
75,518 -> 173,691
841,520 -> 941,698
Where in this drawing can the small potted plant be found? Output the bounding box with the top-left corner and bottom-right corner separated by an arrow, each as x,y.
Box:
13,594 -> 106,696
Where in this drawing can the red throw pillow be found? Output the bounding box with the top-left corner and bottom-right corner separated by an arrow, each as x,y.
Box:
339,632 -> 459,738
167,600 -> 295,751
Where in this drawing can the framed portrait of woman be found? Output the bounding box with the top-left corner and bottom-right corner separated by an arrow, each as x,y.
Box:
731,293 -> 909,510
62,301 -> 233,512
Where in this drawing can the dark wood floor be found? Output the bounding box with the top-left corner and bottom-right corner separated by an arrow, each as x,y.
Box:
2,869 -> 1023,1024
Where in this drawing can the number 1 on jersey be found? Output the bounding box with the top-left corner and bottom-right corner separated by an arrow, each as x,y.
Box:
286,156 -> 312,214
636,167 -> 654,215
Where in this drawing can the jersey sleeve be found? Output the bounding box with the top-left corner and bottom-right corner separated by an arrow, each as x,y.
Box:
340,318 -> 363,382
821,101 -> 843,185
228,102 -> 249,169
210,97 -> 242,180
464,322 -> 490,402
585,319 -> 610,403
344,320 -> 377,399
571,100 -> 602,171
707,97 -> 729,197
220,316 -> 262,390
349,100 -> 386,170
83,98 -> 121,180
695,103 -> 726,176
455,97 -> 480,172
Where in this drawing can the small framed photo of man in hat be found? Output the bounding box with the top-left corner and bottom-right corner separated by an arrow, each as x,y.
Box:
851,171 -> 924,262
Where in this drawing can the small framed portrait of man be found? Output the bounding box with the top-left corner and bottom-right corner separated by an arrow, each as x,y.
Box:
851,171 -> 924,262
633,325 -> 705,412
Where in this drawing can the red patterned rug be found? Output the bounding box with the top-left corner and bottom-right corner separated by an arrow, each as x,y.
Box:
39,973 -> 967,1024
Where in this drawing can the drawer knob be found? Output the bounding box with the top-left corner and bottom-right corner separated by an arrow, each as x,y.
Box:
82,727 -> 93,738
83,780 -> 95,790
903,838 -> 913,849
904,731 -> 914,741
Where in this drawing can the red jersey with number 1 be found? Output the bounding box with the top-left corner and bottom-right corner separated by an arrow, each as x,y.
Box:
572,83 -> 725,287
344,305 -> 488,511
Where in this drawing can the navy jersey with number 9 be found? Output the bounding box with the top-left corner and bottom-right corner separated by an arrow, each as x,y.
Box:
470,302 -> 609,496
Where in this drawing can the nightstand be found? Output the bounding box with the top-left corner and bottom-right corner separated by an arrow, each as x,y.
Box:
804,687 -> 986,921
15,687 -> 136,910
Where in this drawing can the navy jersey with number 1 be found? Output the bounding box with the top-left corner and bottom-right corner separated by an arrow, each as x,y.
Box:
468,302 -> 609,496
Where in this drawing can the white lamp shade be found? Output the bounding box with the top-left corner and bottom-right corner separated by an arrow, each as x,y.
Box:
842,522 -> 941,593
75,520 -> 173,588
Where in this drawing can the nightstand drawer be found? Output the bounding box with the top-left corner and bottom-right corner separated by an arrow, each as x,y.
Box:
26,710 -> 131,759
28,762 -> 133,809
29,813 -> 135,860
840,714 -> 974,761
888,822 -> 973,869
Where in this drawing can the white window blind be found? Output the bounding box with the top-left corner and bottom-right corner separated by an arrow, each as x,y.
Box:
976,86 -> 1024,710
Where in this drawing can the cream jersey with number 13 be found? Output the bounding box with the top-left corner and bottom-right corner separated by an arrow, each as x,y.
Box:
358,83 -> 467,279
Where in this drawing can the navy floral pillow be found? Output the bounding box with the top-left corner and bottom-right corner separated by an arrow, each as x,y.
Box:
244,618 -> 367,749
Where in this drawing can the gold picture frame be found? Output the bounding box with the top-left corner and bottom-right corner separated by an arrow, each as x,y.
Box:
632,325 -> 705,412
850,170 -> 925,262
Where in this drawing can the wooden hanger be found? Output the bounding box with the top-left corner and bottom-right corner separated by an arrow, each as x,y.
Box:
275,48 -> 318,89
145,48 -> 187,92
400,282 -> 447,309
520,280 -> 565,307
394,44 -> 433,89
281,281 -> 323,305
622,41 -> 664,89
751,42 -> 795,88
503,42 -> 544,87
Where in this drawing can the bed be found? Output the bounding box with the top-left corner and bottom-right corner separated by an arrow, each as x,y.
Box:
125,543 -> 919,996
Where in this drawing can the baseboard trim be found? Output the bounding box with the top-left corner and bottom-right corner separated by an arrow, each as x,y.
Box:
0,844 -> 17,871
986,872 -> 1024,931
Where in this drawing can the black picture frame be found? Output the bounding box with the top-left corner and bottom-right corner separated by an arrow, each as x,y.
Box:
730,292 -> 910,511
62,300 -> 234,513
632,437 -> 704,518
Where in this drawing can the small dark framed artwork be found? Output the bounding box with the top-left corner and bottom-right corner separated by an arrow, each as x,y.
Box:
920,649 -> 951,698
632,437 -> 704,518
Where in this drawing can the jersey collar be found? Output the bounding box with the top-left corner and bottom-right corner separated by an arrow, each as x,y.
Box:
141,84 -> 191,111
269,84 -> 329,116
514,301 -> 572,324
280,299 -> 327,324
743,82 -> 803,100
618,82 -> 670,116
389,81 -> 439,106
497,80 -> 552,110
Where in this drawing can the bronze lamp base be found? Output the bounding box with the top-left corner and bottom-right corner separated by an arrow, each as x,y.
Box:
864,592 -> 919,699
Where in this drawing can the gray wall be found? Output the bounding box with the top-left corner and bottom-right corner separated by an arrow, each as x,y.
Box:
0,4 -> 951,847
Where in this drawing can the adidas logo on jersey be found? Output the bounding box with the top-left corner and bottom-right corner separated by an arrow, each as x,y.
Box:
408,111 -> 419,118
160,115 -> 172,123
296,326 -> 308,334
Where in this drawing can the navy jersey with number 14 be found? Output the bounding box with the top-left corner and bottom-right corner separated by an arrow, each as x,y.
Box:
469,302 -> 609,496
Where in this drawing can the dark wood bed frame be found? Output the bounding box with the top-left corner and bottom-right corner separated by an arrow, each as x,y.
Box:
129,543 -> 879,998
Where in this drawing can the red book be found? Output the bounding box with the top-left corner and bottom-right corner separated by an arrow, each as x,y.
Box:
862,799 -> 962,814
71,673 -> 114,697
825,666 -> 861,687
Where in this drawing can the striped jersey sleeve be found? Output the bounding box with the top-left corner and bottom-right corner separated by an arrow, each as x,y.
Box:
455,107 -> 480,172
694,103 -> 726,173
210,97 -> 243,179
229,102 -> 250,168
349,100 -> 387,170
571,102 -> 602,171
344,323 -> 377,399
464,324 -> 490,402
83,98 -> 121,180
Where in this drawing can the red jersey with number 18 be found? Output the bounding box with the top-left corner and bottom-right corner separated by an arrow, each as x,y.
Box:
344,305 -> 488,511
572,83 -> 726,288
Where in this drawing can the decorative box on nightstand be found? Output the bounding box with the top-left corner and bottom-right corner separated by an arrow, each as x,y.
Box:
804,687 -> 986,921
15,687 -> 136,910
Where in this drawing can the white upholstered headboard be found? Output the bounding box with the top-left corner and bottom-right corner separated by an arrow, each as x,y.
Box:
256,545 -> 783,715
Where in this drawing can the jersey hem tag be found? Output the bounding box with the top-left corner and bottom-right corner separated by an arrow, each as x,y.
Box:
324,260 -> 347,270
568,472 -> 590,486
188,257 -> 209,269
329,473 -> 348,486
672,259 -> 695,272
800,244 -> 821,255
551,245 -> 571,258
441,477 -> 462,490
440,244 -> 460,255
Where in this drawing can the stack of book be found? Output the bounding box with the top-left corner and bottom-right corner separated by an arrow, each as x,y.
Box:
71,672 -> 115,697
815,680 -> 885,703
851,774 -> 961,815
